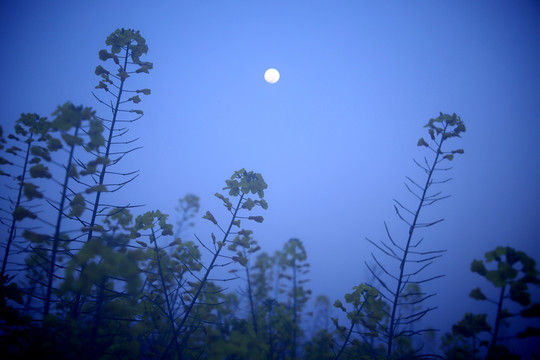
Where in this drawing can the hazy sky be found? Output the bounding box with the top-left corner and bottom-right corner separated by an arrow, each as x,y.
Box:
1,0 -> 539,350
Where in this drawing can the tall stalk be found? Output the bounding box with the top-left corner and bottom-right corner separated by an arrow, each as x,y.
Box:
70,28 -> 152,318
43,125 -> 78,316
333,284 -> 385,360
151,225 -> 182,358
44,103 -> 98,315
1,114 -> 51,279
244,247 -> 259,335
1,135 -> 32,279
162,193 -> 244,359
365,113 -> 466,359
385,122 -> 446,357
84,28 -> 152,243
161,169 -> 268,359
278,238 -> 310,360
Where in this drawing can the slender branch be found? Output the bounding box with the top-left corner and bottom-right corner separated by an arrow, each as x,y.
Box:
44,125 -> 80,316
1,135 -> 33,278
161,193 -> 245,359
151,226 -> 182,359
386,122 -> 449,359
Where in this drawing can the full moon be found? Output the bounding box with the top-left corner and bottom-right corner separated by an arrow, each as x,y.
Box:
264,68 -> 280,84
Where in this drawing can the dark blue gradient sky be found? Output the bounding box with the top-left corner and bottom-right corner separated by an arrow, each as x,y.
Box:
1,0 -> 539,352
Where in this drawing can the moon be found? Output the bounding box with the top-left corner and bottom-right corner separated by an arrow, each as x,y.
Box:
264,68 -> 280,84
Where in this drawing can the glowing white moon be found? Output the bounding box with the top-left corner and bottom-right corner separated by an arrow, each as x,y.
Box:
264,68 -> 280,84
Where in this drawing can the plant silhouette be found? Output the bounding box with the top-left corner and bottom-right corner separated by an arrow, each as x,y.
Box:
365,113 -> 465,359
443,246 -> 540,359
1,28 -> 539,360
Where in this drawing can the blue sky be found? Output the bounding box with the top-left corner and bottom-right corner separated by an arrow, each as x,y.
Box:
1,0 -> 539,350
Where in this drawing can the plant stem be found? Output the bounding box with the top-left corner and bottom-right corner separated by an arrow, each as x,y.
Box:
161,193 -> 245,359
86,43 -> 130,244
44,125 -> 80,316
1,135 -> 33,279
336,304 -> 365,360
72,42 -> 130,319
488,285 -> 506,357
244,249 -> 259,335
292,256 -> 297,360
152,226 -> 182,359
387,122 -> 448,359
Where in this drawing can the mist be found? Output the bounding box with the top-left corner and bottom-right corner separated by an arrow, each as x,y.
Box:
1,1 -> 539,359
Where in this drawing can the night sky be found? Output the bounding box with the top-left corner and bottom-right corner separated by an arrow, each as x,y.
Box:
1,0 -> 539,354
